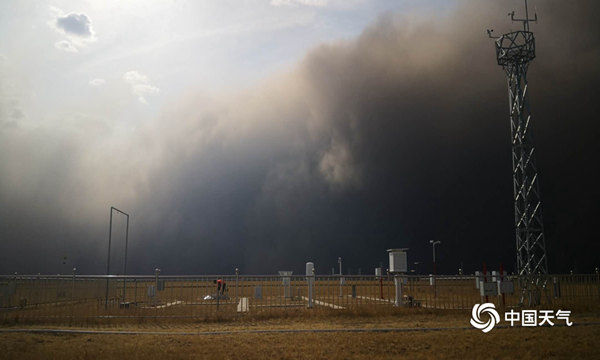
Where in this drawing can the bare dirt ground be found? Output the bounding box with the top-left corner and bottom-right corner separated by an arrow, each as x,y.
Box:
1,310 -> 599,359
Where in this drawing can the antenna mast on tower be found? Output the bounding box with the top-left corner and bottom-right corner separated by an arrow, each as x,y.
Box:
488,0 -> 548,306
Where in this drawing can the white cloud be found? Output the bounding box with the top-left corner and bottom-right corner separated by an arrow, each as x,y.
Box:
55,12 -> 95,38
54,40 -> 78,53
49,7 -> 96,53
123,71 -> 149,84
88,78 -> 106,86
123,71 -> 160,104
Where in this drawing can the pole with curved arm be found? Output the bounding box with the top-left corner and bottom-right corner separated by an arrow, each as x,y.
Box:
105,206 -> 130,309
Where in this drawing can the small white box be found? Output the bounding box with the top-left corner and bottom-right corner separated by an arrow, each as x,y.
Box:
306,262 -> 314,276
480,281 -> 498,296
387,249 -> 408,273
498,280 -> 514,294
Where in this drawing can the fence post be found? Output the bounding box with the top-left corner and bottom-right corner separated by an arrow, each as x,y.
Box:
154,268 -> 161,306
134,278 -> 137,305
216,278 -> 219,312
71,268 -> 76,302
235,268 -> 239,300
596,268 -> 599,301
553,276 -> 560,299
71,268 -> 76,322
393,274 -> 402,307
306,262 -> 314,308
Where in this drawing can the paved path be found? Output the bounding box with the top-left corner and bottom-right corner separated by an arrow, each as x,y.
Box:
301,296 -> 345,309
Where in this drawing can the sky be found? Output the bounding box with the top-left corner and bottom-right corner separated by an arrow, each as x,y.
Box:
0,0 -> 599,276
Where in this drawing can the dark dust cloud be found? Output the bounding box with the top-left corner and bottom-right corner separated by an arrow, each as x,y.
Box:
1,0 -> 599,275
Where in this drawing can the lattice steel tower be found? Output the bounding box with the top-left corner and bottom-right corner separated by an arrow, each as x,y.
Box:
488,0 -> 548,304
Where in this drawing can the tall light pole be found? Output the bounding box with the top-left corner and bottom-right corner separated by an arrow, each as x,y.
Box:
105,206 -> 130,309
429,240 -> 441,274
430,240 -> 441,298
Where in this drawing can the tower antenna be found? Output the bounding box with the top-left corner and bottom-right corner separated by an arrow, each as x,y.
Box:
509,0 -> 538,32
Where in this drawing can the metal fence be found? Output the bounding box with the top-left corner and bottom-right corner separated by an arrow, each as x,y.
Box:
1,273 -> 599,323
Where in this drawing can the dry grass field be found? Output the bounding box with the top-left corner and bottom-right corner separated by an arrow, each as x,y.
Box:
1,322 -> 599,359
1,309 -> 600,359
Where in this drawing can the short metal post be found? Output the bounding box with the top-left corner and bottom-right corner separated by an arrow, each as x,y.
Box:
306,262 -> 315,308
596,268 -> 600,301
430,240 -> 441,299
71,267 -> 76,320
71,267 -> 76,302
500,263 -> 506,307
394,274 -> 402,307
216,277 -> 220,311
338,257 -> 343,297
154,268 -> 160,306
308,273 -> 314,308
235,268 -> 239,300
483,262 -> 488,303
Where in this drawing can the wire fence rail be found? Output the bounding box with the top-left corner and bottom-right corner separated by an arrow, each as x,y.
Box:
1,273 -> 599,323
